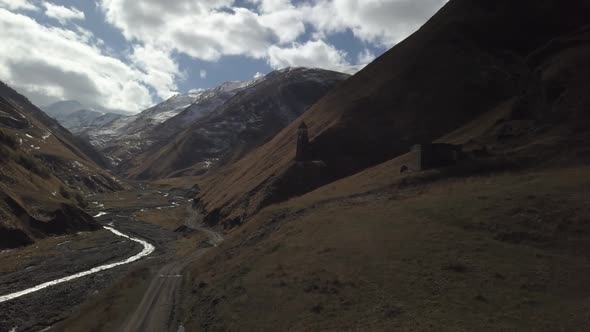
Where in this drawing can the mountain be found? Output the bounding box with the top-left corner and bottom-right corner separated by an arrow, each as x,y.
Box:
81,81 -> 254,167
0,82 -> 122,249
53,109 -> 106,133
189,0 -> 590,227
12,1 -> 590,330
42,100 -> 131,136
171,1 -> 590,330
43,100 -> 85,118
124,67 -> 350,179
149,80 -> 264,140
117,92 -> 207,136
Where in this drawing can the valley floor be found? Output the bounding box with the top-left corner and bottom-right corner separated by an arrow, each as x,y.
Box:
0,183 -> 217,332
2,165 -> 590,331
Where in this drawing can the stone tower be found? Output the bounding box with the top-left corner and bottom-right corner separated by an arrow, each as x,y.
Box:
295,121 -> 310,162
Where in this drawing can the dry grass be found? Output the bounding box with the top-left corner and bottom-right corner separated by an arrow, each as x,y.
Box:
175,232 -> 210,258
52,264 -> 153,332
135,206 -> 189,231
180,166 -> 590,331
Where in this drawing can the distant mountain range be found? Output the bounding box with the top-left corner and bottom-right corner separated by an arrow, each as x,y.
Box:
41,68 -> 349,176
42,100 -> 133,136
125,67 -> 350,179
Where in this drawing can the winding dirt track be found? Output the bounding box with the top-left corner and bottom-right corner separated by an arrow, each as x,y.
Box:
122,208 -> 223,332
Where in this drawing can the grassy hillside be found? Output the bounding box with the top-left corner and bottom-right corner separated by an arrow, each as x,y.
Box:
124,68 -> 349,180
0,82 -> 122,248
180,161 -> 590,331
190,0 -> 590,228
173,2 -> 590,329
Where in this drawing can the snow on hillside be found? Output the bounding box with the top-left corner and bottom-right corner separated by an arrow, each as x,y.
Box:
74,77 -> 261,166
155,79 -> 260,135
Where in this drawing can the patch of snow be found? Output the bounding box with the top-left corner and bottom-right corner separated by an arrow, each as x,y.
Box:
25,134 -> 33,139
94,212 -> 109,218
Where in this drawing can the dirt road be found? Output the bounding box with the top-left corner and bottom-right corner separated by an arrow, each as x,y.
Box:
121,207 -> 223,332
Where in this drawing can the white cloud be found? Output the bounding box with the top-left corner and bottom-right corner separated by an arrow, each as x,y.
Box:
199,69 -> 207,79
249,0 -> 448,47
268,40 -> 357,73
0,0 -> 38,12
0,8 -> 154,112
99,0 -> 274,61
302,0 -> 448,47
43,2 -> 85,25
253,72 -> 264,79
255,4 -> 305,44
0,0 -> 448,112
130,44 -> 181,100
358,49 -> 376,65
98,0 -> 447,73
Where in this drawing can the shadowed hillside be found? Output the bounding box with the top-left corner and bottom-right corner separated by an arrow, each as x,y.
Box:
0,81 -> 122,248
170,2 -> 590,330
191,0 -> 590,226
125,68 -> 349,179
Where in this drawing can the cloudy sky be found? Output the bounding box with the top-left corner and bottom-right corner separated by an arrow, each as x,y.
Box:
0,0 -> 447,113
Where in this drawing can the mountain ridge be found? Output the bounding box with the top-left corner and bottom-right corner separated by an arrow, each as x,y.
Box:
188,0 -> 590,227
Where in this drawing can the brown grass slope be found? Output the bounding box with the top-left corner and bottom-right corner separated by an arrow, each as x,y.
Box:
0,82 -> 121,248
185,165 -> 590,331
193,0 -> 590,226
126,68 -> 349,180
0,82 -> 110,169
179,19 -> 590,331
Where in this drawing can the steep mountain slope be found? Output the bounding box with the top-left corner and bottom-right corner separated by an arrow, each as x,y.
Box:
191,0 -> 590,226
149,80 -> 263,140
125,68 -> 349,179
175,4 -> 590,330
52,109 -> 105,133
43,100 -> 85,118
0,82 -> 122,249
42,100 -> 131,135
83,82 -> 253,166
118,92 -> 208,136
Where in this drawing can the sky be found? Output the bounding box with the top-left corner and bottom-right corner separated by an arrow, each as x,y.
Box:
0,0 -> 447,113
